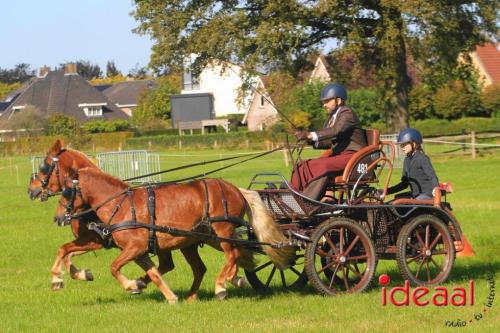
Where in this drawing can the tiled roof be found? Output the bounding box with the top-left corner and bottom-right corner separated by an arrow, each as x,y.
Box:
1,70 -> 128,122
100,80 -> 156,106
475,43 -> 500,84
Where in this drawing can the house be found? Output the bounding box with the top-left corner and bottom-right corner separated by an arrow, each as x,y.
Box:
242,75 -> 279,131
178,56 -> 280,131
1,64 -> 128,125
470,43 -> 500,88
96,80 -> 156,116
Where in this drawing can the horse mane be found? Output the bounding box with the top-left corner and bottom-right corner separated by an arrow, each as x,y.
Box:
80,167 -> 128,189
65,148 -> 98,168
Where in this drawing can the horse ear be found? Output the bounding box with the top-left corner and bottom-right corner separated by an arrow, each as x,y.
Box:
50,139 -> 64,154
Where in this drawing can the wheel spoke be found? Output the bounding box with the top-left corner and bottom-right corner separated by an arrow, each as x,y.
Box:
406,253 -> 423,264
425,225 -> 430,247
406,241 -> 421,252
415,258 -> 425,280
431,250 -> 448,255
342,266 -> 350,290
429,233 -> 443,250
415,230 -> 425,248
264,266 -> 277,288
348,254 -> 368,261
347,264 -> 362,278
317,259 -> 337,274
324,232 -> 339,254
253,260 -> 273,273
343,235 -> 360,256
429,256 -> 441,269
279,269 -> 287,288
289,266 -> 302,277
328,264 -> 341,290
315,247 -> 330,257
425,261 -> 432,282
339,228 -> 345,253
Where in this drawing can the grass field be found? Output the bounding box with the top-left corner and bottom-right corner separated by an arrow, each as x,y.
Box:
0,146 -> 498,333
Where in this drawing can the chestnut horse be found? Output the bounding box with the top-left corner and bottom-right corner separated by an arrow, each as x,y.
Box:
55,167 -> 292,302
28,140 -> 184,293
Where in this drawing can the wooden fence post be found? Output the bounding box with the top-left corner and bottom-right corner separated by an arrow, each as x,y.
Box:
178,140 -> 182,150
471,131 -> 476,159
282,149 -> 289,167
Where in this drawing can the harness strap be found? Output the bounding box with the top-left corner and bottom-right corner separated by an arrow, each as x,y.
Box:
107,193 -> 128,225
107,220 -> 283,248
216,179 -> 229,218
127,189 -> 137,222
146,185 -> 157,254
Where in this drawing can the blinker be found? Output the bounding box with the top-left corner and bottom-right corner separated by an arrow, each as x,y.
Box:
62,187 -> 73,200
39,161 -> 50,174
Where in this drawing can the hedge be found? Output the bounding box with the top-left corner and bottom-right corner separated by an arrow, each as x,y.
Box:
126,131 -> 271,150
369,117 -> 500,137
0,132 -> 133,156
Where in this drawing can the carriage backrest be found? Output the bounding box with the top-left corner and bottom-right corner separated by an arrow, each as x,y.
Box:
335,129 -> 380,184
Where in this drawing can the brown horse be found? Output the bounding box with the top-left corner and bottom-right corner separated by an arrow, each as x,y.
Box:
28,140 -> 180,293
55,167 -> 292,302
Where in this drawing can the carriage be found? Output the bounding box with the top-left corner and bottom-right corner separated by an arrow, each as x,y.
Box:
29,131 -> 465,300
243,129 -> 463,295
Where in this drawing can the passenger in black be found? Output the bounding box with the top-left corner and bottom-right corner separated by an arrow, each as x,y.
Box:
382,128 -> 439,200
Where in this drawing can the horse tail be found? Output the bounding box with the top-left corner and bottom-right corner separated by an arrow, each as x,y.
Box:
238,188 -> 294,269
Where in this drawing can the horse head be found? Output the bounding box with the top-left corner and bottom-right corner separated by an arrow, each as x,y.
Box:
54,167 -> 86,226
28,140 -> 97,201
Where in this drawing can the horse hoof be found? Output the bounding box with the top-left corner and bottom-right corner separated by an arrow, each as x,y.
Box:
129,288 -> 142,295
215,291 -> 228,300
84,269 -> 94,281
52,282 -> 64,291
136,279 -> 147,290
168,298 -> 178,304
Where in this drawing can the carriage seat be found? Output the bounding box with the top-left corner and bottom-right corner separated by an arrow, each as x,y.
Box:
334,129 -> 381,185
389,187 -> 442,208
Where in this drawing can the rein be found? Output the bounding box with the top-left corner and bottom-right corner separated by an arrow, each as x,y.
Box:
123,145 -> 286,182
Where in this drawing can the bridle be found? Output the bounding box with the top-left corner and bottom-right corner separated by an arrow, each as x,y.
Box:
32,149 -> 67,198
57,177 -> 82,226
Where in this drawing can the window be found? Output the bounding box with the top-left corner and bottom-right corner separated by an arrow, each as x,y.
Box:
259,95 -> 265,108
183,68 -> 200,91
84,106 -> 102,117
79,103 -> 105,117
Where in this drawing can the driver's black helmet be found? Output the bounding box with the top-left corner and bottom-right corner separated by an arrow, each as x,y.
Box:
397,128 -> 423,144
320,83 -> 347,102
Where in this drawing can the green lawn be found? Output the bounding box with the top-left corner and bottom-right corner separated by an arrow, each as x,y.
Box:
0,148 -> 498,332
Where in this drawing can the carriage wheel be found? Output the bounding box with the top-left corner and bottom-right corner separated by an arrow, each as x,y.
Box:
305,217 -> 377,295
244,248 -> 308,292
396,214 -> 455,286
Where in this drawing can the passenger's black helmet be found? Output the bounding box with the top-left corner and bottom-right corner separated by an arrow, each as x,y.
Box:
320,83 -> 347,101
397,128 -> 423,144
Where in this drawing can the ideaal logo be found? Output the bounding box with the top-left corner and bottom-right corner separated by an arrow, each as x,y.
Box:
379,274 -> 474,306
378,274 -> 496,328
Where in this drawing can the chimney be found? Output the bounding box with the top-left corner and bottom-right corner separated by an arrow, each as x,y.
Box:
64,63 -> 78,75
39,65 -> 50,78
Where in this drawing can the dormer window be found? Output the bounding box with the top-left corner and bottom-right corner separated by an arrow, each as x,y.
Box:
78,103 -> 106,117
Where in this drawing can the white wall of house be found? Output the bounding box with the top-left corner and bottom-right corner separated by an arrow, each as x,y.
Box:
181,62 -> 253,117
309,57 -> 331,83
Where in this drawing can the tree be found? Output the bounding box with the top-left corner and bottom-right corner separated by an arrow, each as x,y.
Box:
60,60 -> 102,80
106,61 -> 121,78
1,106 -> 47,153
481,83 -> 500,117
0,63 -> 35,84
131,74 -> 181,128
0,82 -> 22,100
47,113 -> 78,136
132,0 -> 497,131
128,63 -> 149,79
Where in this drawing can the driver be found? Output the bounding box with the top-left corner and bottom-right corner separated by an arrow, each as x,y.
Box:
291,83 -> 367,200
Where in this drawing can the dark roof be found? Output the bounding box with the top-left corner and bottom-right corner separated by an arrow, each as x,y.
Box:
476,43 -> 500,84
0,102 -> 10,112
1,70 -> 128,122
100,80 -> 156,106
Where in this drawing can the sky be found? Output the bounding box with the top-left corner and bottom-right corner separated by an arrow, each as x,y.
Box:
0,0 -> 153,75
